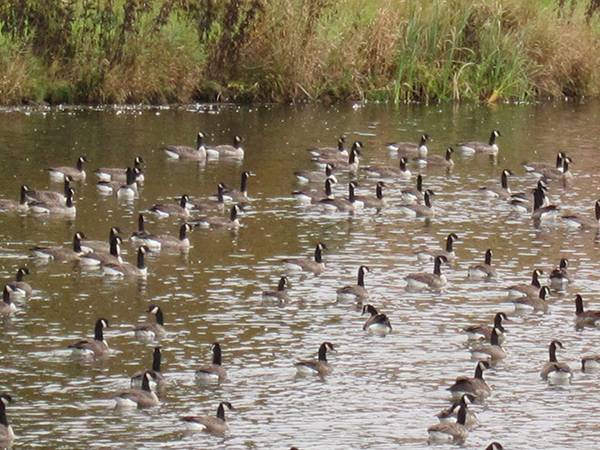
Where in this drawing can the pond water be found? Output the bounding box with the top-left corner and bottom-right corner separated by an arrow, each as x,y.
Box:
1,100 -> 600,449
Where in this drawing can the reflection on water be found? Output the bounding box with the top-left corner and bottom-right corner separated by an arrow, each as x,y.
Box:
1,102 -> 600,449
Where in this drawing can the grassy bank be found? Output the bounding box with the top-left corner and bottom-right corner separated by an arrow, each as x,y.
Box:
0,0 -> 599,105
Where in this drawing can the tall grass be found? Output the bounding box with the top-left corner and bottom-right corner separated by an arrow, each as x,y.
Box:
0,0 -> 599,104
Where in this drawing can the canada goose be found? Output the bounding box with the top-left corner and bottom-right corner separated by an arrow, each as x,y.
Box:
480,169 -> 513,200
470,327 -> 506,361
398,190 -> 435,218
180,401 -> 234,434
7,268 -> 32,297
358,181 -> 387,209
113,371 -> 159,408
79,236 -> 123,266
362,156 -> 411,179
95,156 -> 145,182
0,185 -> 29,212
562,200 -> 600,229
581,355 -> 600,372
505,269 -> 543,299
337,265 -> 370,301
134,305 -> 166,341
0,394 -> 14,443
115,167 -> 139,200
192,183 -> 227,212
427,403 -> 469,444
549,258 -> 571,289
415,233 -> 458,262
574,294 -> 600,329
195,342 -> 227,383
314,141 -> 362,167
29,187 -> 76,217
448,360 -> 492,400
205,135 -> 244,159
48,156 -> 87,181
295,342 -> 335,376
150,195 -> 192,219
194,204 -> 240,230
405,255 -> 448,289
134,223 -> 193,251
282,242 -> 327,275
130,214 -> 152,246
468,249 -> 497,279
540,340 -> 572,382
163,131 -> 207,161
457,130 -> 500,155
535,156 -> 573,181
130,346 -> 165,392
464,312 -> 508,342
417,147 -> 454,167
25,176 -> 71,205
223,171 -> 254,203
81,227 -> 122,254
307,136 -> 346,158
262,276 -> 291,303
362,304 -> 392,335
102,246 -> 149,278
31,231 -> 87,261
435,394 -> 478,428
0,286 -> 16,316
295,163 -> 337,184
69,318 -> 110,357
512,286 -> 550,313
320,181 -> 364,212
523,151 -> 566,173
293,176 -> 336,205
401,174 -> 424,205
387,133 -> 429,156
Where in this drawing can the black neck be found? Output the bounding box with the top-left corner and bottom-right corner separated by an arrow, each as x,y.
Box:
141,373 -> 151,392
532,271 -> 541,288
3,287 -> 11,305
66,190 -> 74,207
229,206 -> 238,221
179,224 -> 188,240
533,188 -> 545,211
357,266 -> 366,287
399,158 -> 407,171
376,183 -> 384,200
445,235 -> 454,252
109,238 -> 120,258
325,179 -> 333,197
491,328 -> 500,346
488,132 -> 497,145
416,175 -> 423,192
318,343 -> 329,362
555,153 -> 563,169
501,171 -> 509,189
433,257 -> 443,276
445,149 -> 452,161
576,295 -> 584,315
348,183 -> 356,202
180,196 -> 188,208
212,343 -> 222,365
216,403 -> 226,421
0,401 -> 8,428
474,363 -> 485,380
94,320 -> 105,341
138,214 -> 145,233
76,158 -> 84,171
549,343 -> 558,363
240,172 -> 248,192
63,178 -> 71,196
424,192 -> 432,208
277,277 -> 287,291
137,248 -> 146,269
196,133 -> 204,150
15,269 -> 25,282
493,313 -> 505,332
419,135 -> 427,146
155,308 -> 164,326
73,234 -> 83,253
152,347 -> 162,372
337,137 -> 344,151
125,167 -> 136,185
484,250 -> 492,265
314,246 -> 323,264
456,404 -> 467,426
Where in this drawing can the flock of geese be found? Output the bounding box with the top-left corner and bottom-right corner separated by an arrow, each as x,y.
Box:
0,123 -> 597,449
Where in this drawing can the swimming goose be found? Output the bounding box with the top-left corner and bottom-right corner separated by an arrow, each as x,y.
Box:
134,223 -> 193,251
399,190 -> 435,218
523,151 -> 566,173
113,371 -> 159,408
540,340 -> 572,382
262,276 -> 291,303
295,342 -> 335,376
464,312 -> 508,342
282,242 -> 327,275
512,286 -> 550,313
415,233 -> 458,262
405,255 -> 448,289
417,147 -> 454,167
401,174 -> 424,205
150,195 -> 192,219
435,394 -> 478,428
95,156 -> 145,182
192,183 -> 227,213
163,132 -> 207,161
25,176 -> 71,205
337,265 -> 370,301
549,258 -> 571,289
102,246 -> 149,278
470,327 -> 506,361
195,342 -> 227,383
574,294 -> 600,329
205,135 -> 244,160
386,133 -> 429,156
307,137 -> 346,158
358,181 -> 387,209
448,360 -> 492,400
80,236 -> 123,266
0,394 -> 14,443
320,181 -> 364,212
8,268 -> 32,297
31,231 -> 87,261
506,269 -> 543,299
0,286 -> 16,316
295,163 -> 337,185
69,318 -> 110,356
562,199 -> 600,230
581,355 -> 600,372
223,171 -> 254,203
293,176 -> 336,205
468,249 -> 497,279
180,402 -> 234,434
480,169 -> 513,200
134,305 -> 166,341
314,141 -> 362,166
362,304 -> 392,335
0,185 -> 29,212
48,156 -> 87,181
29,187 -> 76,217
130,346 -> 165,392
362,156 -> 411,179
535,156 -> 573,181
427,403 -> 469,444
81,227 -> 122,254
194,204 -> 241,230
457,130 -> 501,155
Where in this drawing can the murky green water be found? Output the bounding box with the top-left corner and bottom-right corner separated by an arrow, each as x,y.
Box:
1,101 -> 600,449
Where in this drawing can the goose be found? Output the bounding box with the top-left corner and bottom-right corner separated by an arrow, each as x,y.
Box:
95,156 -> 145,182
194,204 -> 241,230
282,242 -> 327,275
512,286 -> 550,313
81,227 -> 122,254
134,305 -> 166,341
401,174 -> 424,205
262,276 -> 291,303
535,156 -> 573,181
192,183 -> 227,213
205,135 -> 244,159
28,187 -> 76,217
405,255 -> 448,289
358,181 -> 387,209
134,223 -> 193,251
130,214 -> 152,247
130,346 -> 165,392
415,233 -> 458,262
113,371 -> 159,408
48,156 -> 87,181
0,185 -> 29,212
398,190 -> 435,218
0,286 -> 16,316
457,130 -> 500,155
115,167 -> 139,200
540,340 -> 572,382
163,131 -> 207,161
470,327 -> 506,361
435,394 -> 478,428
361,304 -> 392,335
427,403 -> 469,444
150,195 -> 192,219
464,312 -> 508,342
549,258 -> 571,289
314,141 -> 362,167
68,318 -> 110,356
195,342 -> 227,384
0,394 -> 14,443
320,181 -> 364,212
386,133 -> 429,156
102,246 -> 149,278
7,268 -> 32,297
581,355 -> 600,372
416,147 -> 454,167
293,177 -> 336,205
467,249 -> 497,279
562,199 -> 600,229
506,269 -> 543,299
295,163 -> 337,184
31,231 -> 87,261
306,136 -> 346,158
448,360 -> 492,400
480,169 -> 513,199
523,151 -> 566,173
362,157 -> 411,179
295,342 -> 335,376
223,171 -> 254,203
25,176 -> 71,205
337,265 -> 370,301
574,294 -> 600,329
180,402 -> 234,434
79,236 -> 123,266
